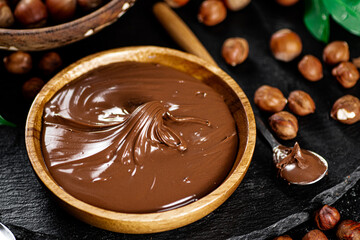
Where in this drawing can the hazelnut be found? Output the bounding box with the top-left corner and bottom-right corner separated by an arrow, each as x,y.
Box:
46,0 -> 76,23
353,57 -> 360,68
38,51 -> 62,76
269,111 -> 298,140
273,236 -> 293,240
298,55 -> 323,81
3,51 -> 32,74
330,95 -> 360,125
22,77 -> 44,99
0,2 -> 15,28
198,0 -> 227,26
315,205 -> 340,230
254,85 -> 287,113
14,0 -> 48,28
222,37 -> 249,66
332,62 -> 359,88
270,29 -> 302,62
302,229 -> 328,240
323,41 -> 349,65
223,0 -> 251,11
336,220 -> 360,240
288,90 -> 316,116
275,0 -> 299,6
164,0 -> 189,8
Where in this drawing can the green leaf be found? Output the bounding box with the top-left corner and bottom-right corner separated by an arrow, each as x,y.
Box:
304,0 -> 330,43
0,115 -> 16,127
323,0 -> 360,36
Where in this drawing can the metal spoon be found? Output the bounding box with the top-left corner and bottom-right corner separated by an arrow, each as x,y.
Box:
0,222 -> 15,240
256,116 -> 328,185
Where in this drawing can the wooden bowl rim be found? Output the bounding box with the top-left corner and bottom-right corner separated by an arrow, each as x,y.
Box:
0,0 -> 133,34
25,46 -> 256,233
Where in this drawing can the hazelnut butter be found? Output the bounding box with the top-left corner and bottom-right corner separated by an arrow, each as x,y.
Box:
41,62 -> 238,213
274,142 -> 327,184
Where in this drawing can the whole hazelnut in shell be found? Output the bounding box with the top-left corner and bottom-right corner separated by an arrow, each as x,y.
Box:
223,0 -> 251,11
0,2 -> 15,28
254,85 -> 287,113
38,51 -> 62,76
288,90 -> 316,116
336,220 -> 360,240
270,29 -> 302,62
14,0 -> 48,28
298,55 -> 323,81
323,41 -> 350,65
22,77 -> 45,100
331,95 -> 360,125
332,62 -> 359,88
3,51 -> 32,74
275,0 -> 299,6
77,0 -> 102,11
46,0 -> 76,23
302,229 -> 328,240
222,37 -> 249,66
198,0 -> 227,26
315,205 -> 340,230
269,111 -> 298,140
273,236 -> 293,240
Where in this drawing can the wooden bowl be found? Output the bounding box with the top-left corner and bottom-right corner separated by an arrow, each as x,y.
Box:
0,0 -> 135,51
25,46 -> 256,234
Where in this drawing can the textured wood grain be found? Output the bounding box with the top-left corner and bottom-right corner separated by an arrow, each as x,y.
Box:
25,46 -> 256,233
153,2 -> 217,66
0,0 -> 135,51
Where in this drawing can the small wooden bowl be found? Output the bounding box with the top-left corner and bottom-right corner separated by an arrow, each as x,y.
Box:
0,0 -> 135,51
25,46 -> 256,234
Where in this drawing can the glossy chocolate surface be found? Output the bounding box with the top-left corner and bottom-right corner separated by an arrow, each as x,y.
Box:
41,62 -> 238,213
275,143 -> 327,184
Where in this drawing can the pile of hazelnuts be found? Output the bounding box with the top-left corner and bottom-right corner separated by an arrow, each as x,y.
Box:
254,28 -> 360,140
274,205 -> 360,240
0,0 -> 106,29
3,50 -> 62,99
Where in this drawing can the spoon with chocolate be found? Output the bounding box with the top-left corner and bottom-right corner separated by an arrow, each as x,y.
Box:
256,116 -> 328,185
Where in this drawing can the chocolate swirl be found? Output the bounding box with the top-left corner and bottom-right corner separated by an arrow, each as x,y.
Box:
42,62 -> 237,213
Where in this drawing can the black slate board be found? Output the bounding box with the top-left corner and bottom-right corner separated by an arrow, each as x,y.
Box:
0,0 -> 359,239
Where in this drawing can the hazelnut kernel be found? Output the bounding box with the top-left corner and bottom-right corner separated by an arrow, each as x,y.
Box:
275,0 -> 299,6
3,51 -> 32,74
273,236 -> 293,240
269,111 -> 298,140
0,2 -> 15,28
22,77 -> 45,100
198,0 -> 227,26
14,0 -> 48,28
336,220 -> 360,240
298,55 -> 323,81
323,41 -> 350,65
164,0 -> 189,8
254,85 -> 287,113
315,205 -> 340,231
270,29 -> 302,62
332,62 -> 359,88
223,0 -> 251,11
302,229 -> 328,240
331,95 -> 360,125
288,90 -> 316,116
38,51 -> 62,76
222,37 -> 249,66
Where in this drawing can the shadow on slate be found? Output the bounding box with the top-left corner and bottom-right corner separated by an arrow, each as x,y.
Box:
0,0 -> 359,239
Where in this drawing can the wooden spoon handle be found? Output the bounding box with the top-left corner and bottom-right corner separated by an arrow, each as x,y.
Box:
153,2 -> 217,66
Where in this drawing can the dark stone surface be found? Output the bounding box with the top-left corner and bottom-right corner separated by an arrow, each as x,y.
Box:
0,0 -> 359,239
